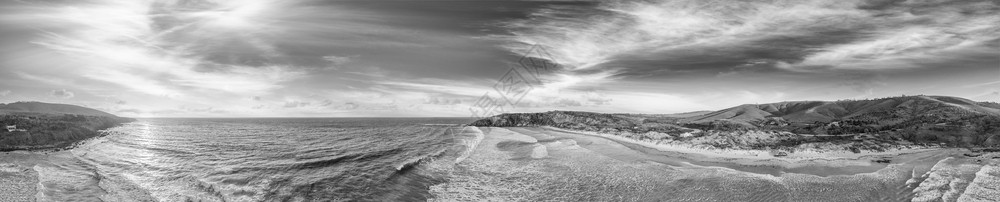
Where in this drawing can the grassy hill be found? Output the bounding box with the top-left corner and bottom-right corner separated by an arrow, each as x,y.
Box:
470,95 -> 1000,152
0,101 -> 118,117
683,95 -> 999,125
0,102 -> 135,151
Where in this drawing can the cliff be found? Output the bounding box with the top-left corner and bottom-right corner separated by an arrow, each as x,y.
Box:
0,102 -> 135,151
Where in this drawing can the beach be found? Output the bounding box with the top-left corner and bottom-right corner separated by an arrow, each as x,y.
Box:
1,122 -> 996,201
431,126 -> 1000,201
536,126 -> 979,174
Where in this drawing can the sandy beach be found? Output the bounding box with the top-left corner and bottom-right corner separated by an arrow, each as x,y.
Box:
534,126 -> 979,174
431,126 -> 1000,201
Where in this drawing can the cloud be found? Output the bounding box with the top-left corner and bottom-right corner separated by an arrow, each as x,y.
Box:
323,55 -> 353,66
180,106 -> 227,114
501,0 -> 999,74
797,23 -> 1000,70
19,0 -> 305,99
425,97 -> 462,105
116,108 -> 141,114
339,102 -> 359,110
283,100 -> 311,108
582,91 -> 611,105
839,73 -> 888,95
377,80 -> 487,97
317,99 -> 334,106
973,91 -> 1000,102
0,90 -> 10,96
50,89 -> 74,99
553,99 -> 582,107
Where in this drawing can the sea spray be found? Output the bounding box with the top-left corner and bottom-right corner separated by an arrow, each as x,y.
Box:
395,148 -> 449,171
452,126 -> 484,164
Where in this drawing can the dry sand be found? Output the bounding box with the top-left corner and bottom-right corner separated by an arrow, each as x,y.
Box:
538,126 -> 966,170
431,126 -> 999,201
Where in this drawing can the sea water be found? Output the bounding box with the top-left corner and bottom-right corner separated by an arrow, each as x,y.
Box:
35,118 -> 473,201
4,118 -> 997,201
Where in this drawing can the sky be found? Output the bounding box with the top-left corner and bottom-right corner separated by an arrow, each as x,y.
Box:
0,0 -> 998,117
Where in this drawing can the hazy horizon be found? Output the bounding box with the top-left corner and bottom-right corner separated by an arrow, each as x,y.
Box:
2,93 -> 995,118
1,0 -> 998,117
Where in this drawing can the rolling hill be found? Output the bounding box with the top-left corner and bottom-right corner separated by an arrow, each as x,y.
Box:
683,95 -> 1000,124
0,101 -> 119,117
471,95 -> 1000,151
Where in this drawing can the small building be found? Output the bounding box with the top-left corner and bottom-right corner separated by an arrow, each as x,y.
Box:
5,125 -> 25,132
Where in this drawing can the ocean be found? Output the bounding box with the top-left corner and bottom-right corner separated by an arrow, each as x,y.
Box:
2,118 -> 996,201
31,118 -> 474,201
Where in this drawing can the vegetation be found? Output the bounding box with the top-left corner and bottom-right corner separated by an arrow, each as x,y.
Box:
470,95 -> 1000,153
0,103 -> 135,151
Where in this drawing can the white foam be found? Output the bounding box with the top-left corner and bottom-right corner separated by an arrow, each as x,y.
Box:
529,144 -> 548,158
957,164 -> 1000,201
453,126 -> 484,164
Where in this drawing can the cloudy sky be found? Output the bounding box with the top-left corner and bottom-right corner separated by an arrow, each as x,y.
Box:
0,0 -> 997,117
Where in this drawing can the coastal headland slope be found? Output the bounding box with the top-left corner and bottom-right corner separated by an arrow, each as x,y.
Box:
0,101 -> 134,151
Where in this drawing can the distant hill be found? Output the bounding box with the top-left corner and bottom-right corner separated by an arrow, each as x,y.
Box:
0,101 -> 119,117
683,95 -> 1000,124
0,101 -> 133,151
471,95 -> 1000,151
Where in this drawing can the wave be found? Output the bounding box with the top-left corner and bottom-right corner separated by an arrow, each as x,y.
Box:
395,148 -> 448,171
289,155 -> 356,170
451,126 -> 484,164
911,157 -> 1000,201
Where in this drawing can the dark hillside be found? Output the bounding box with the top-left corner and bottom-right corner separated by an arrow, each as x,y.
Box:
0,102 -> 134,151
0,101 -> 117,117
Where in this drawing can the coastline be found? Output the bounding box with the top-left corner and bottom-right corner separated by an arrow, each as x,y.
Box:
433,126 -> 976,201
0,129 -> 156,202
0,112 -> 135,152
532,126 -> 982,171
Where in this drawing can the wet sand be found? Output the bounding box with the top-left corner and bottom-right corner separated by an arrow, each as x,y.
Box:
431,127 -> 998,201
527,127 -> 960,176
0,150 -> 157,202
0,152 -> 39,202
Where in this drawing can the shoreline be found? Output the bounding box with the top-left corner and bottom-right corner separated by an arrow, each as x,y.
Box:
0,123 -> 128,153
435,127 -> 976,201
532,126 -> 971,170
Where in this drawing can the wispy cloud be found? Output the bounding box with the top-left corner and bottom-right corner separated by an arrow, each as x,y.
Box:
26,0 -> 304,97
2,0 -> 995,116
501,0 -> 999,72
